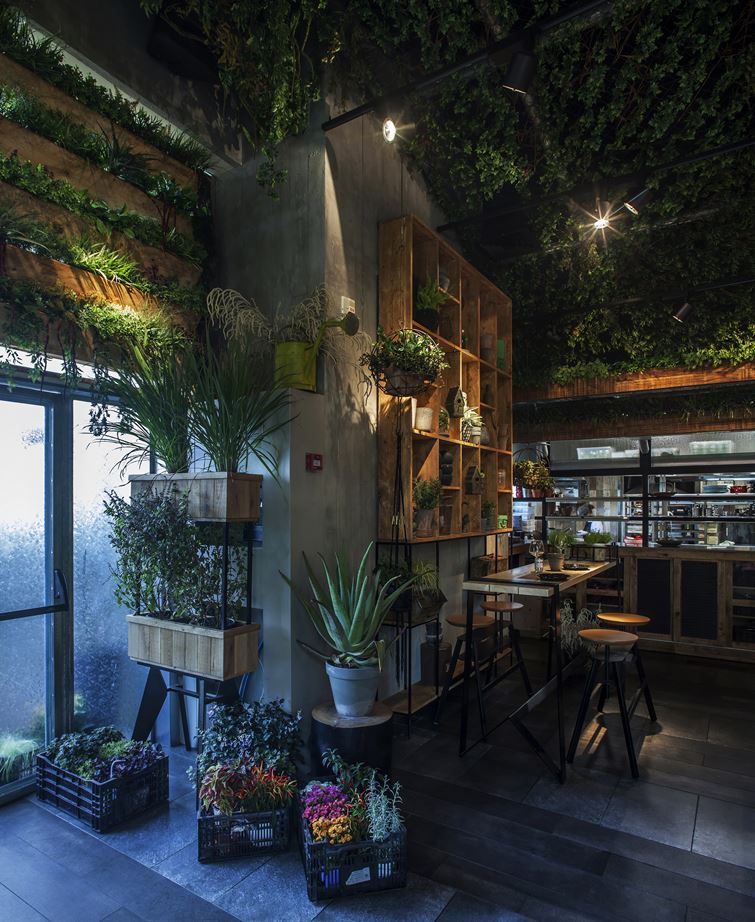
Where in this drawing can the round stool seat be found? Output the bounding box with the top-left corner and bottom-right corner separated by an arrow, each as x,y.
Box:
481,600 -> 524,614
597,612 -> 651,627
579,628 -> 638,646
446,613 -> 495,630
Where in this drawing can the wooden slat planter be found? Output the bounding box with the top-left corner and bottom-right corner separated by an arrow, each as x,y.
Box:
0,52 -> 199,191
129,472 -> 263,523
0,117 -> 192,235
127,615 -> 260,681
0,181 -> 202,287
514,364 -> 755,403
3,243 -> 159,313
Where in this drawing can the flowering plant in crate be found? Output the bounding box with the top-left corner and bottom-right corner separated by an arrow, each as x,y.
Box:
299,749 -> 407,901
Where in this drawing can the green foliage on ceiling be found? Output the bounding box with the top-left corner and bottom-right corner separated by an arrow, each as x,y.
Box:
138,0 -> 334,194
125,0 -> 752,384
514,385 -> 755,432
0,4 -> 209,171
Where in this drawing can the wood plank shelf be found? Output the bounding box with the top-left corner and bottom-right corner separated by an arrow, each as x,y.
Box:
378,215 -> 513,544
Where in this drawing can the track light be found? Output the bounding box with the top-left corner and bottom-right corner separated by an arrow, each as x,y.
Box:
673,302 -> 693,323
502,51 -> 536,94
623,187 -> 650,216
382,117 -> 397,143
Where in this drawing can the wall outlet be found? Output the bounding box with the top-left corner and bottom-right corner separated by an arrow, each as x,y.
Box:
340,296 -> 356,317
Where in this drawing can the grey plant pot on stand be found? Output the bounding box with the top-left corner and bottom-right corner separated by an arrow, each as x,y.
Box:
325,662 -> 381,718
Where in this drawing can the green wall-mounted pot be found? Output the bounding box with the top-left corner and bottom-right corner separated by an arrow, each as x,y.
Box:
275,341 -> 317,392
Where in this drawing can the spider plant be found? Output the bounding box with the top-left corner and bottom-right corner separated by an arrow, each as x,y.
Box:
93,344 -> 193,473
282,543 -> 416,669
98,123 -> 153,186
68,238 -> 143,285
186,332 -> 292,476
0,205 -> 51,272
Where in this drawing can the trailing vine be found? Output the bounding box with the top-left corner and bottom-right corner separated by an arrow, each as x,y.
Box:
138,0 -> 336,194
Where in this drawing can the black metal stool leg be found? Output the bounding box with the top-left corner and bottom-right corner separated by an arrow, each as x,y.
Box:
509,623 -> 533,696
634,647 -> 657,722
567,656 -> 599,763
546,624 -> 553,680
471,635 -> 488,739
596,643 -> 610,712
434,636 -> 463,725
613,661 -> 639,778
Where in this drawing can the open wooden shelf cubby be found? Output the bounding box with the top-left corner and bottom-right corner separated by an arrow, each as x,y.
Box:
377,215 -> 513,543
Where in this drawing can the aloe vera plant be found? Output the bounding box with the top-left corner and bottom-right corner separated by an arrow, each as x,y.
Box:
282,543 -> 415,668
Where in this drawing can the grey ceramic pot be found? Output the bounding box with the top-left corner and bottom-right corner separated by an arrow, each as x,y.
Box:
325,662 -> 380,718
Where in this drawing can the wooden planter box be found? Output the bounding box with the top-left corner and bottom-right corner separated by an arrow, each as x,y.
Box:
127,615 -> 260,681
129,472 -> 262,522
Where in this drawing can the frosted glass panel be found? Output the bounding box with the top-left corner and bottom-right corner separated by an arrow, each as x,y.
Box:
0,400 -> 47,786
73,401 -> 147,732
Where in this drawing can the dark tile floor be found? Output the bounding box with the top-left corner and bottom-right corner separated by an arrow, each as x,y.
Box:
2,645 -> 755,920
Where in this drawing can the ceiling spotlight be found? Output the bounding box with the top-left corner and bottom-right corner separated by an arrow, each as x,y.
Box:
502,51 -> 536,94
673,302 -> 693,323
382,117 -> 397,143
594,217 -> 610,230
624,187 -> 650,216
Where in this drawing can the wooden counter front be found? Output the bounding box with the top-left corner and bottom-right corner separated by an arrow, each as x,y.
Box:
620,546 -> 755,663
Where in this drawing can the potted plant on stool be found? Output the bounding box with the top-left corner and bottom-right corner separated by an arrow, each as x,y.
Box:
283,544 -> 415,718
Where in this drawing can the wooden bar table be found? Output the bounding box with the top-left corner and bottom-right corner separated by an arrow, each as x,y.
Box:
459,560 -> 616,781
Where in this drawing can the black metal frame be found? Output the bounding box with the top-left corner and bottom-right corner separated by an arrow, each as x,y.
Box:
0,570 -> 70,805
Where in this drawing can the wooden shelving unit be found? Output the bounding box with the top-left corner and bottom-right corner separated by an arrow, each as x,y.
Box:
378,215 -> 513,543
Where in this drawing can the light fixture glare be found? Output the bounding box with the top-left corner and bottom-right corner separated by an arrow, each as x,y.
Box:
673,302 -> 693,323
594,217 -> 609,230
382,117 -> 397,143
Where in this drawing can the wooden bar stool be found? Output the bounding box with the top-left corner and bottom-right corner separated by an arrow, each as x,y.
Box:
567,628 -> 657,779
480,599 -> 530,692
434,614 -> 498,735
595,613 -> 651,710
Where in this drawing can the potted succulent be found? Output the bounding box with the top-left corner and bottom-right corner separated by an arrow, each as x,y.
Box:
413,477 -> 442,536
105,490 -> 260,680
481,500 -> 497,532
283,543 -> 415,718
413,277 -> 447,331
461,406 -> 483,444
438,407 -> 450,436
360,327 -> 448,397
547,528 -> 576,571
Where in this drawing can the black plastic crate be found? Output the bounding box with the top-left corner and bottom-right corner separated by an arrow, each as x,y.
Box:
36,753 -> 169,832
299,811 -> 407,902
198,805 -> 290,862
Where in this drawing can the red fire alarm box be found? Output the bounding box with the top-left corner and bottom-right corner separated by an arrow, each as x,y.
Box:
306,453 -> 323,472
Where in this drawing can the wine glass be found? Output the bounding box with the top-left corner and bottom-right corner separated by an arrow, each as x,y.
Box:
529,538 -> 545,573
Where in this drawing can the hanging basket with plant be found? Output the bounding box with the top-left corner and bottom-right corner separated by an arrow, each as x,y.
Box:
513,448 -> 555,498
360,327 -> 448,397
